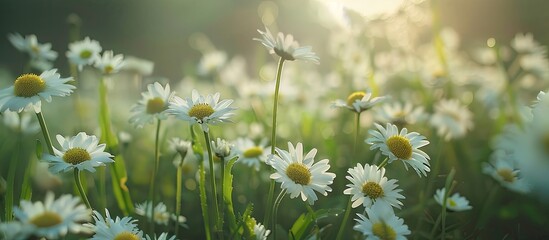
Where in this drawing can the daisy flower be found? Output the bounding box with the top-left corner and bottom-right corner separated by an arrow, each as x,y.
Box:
483,150 -> 530,194
169,138 -> 196,167
344,163 -> 404,209
43,132 -> 114,173
268,142 -> 336,205
135,201 -> 171,225
212,137 -> 233,159
13,192 -> 91,239
8,33 -> 58,62
2,110 -> 40,134
167,89 -> 235,132
333,89 -> 386,113
0,69 -> 74,113
375,101 -> 426,128
353,201 -> 410,240
94,50 -> 125,74
66,37 -> 102,70
254,27 -> 319,63
434,188 -> 472,212
87,209 -> 144,240
430,99 -> 473,141
198,50 -> 227,75
233,137 -> 269,171
0,221 -> 32,240
511,33 -> 545,54
129,82 -> 174,128
366,123 -> 431,177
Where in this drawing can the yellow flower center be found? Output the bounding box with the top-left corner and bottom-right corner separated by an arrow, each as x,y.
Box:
31,45 -> 40,53
497,168 -> 516,183
29,211 -> 62,228
14,74 -> 46,97
286,163 -> 311,185
79,50 -> 92,59
448,199 -> 457,207
63,147 -> 91,165
243,146 -> 263,158
146,97 -> 166,114
188,103 -> 214,120
372,222 -> 397,240
346,91 -> 366,107
386,135 -> 413,160
114,231 -> 139,240
362,182 -> 384,199
104,65 -> 114,74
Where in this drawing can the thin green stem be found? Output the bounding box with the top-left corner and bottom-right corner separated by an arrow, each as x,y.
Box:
377,157 -> 389,169
199,160 -> 212,240
203,131 -> 222,239
265,57 -> 286,226
272,188 -> 287,240
35,112 -> 54,155
74,168 -> 92,209
148,119 -> 162,234
353,112 -> 361,161
220,156 -> 226,234
336,197 -> 352,240
175,165 -> 183,237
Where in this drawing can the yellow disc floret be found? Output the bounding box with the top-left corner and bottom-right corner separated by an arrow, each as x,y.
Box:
372,222 -> 397,240
63,147 -> 91,165
114,231 -> 140,240
497,168 -> 516,183
362,182 -> 384,199
448,199 -> 457,207
386,135 -> 413,160
188,103 -> 214,120
286,163 -> 311,185
346,91 -> 366,107
146,97 -> 166,114
14,74 -> 46,97
243,146 -> 263,158
79,50 -> 92,59
29,211 -> 62,228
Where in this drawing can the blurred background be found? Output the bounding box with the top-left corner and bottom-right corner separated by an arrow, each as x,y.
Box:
1,0 -> 549,81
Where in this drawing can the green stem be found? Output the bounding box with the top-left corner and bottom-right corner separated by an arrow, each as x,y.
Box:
148,119 -> 162,234
265,57 -> 286,226
377,157 -> 389,169
220,156 -> 226,234
336,197 -> 352,240
203,131 -> 222,239
74,168 -> 92,209
272,188 -> 287,240
199,160 -> 212,240
35,112 -> 54,155
5,136 -> 20,221
353,112 -> 361,161
175,165 -> 183,237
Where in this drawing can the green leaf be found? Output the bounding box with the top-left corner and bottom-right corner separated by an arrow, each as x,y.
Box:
223,156 -> 239,233
289,208 -> 344,240
20,158 -> 34,201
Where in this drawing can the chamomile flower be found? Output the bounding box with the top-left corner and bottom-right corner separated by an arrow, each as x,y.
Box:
13,192 -> 91,239
43,132 -> 114,173
430,99 -> 473,141
254,27 -> 319,63
233,137 -> 269,171
94,50 -> 125,74
0,221 -> 32,240
135,201 -> 170,225
211,137 -> 233,159
167,89 -> 235,132
0,69 -> 75,113
483,150 -> 530,193
375,101 -> 425,128
366,123 -> 431,177
8,33 -> 58,62
87,209 -> 144,240
169,138 -> 196,167
198,50 -> 227,75
129,82 -> 174,128
434,188 -> 472,212
344,163 -> 404,209
268,142 -> 336,205
333,89 -> 386,113
511,33 -> 545,54
253,221 -> 271,240
353,201 -> 410,240
66,37 -> 102,70
146,232 -> 176,240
